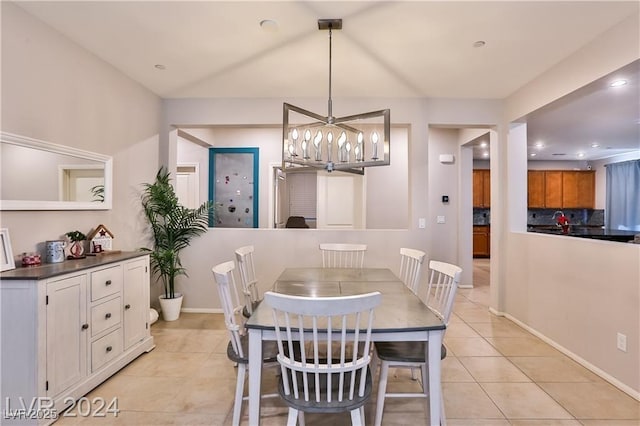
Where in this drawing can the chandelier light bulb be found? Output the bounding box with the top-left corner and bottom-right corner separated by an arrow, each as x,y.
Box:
357,132 -> 364,144
337,131 -> 347,147
292,128 -> 299,141
371,131 -> 379,160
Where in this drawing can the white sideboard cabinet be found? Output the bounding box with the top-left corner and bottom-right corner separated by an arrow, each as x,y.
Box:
1,253 -> 155,425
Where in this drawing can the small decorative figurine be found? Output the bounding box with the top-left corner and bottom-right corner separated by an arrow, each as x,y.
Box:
87,224 -> 115,253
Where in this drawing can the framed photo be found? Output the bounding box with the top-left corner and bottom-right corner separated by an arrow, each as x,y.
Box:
0,228 -> 16,272
209,147 -> 259,228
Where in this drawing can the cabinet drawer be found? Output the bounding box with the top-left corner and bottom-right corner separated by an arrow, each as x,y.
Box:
91,297 -> 121,336
91,265 -> 123,301
91,328 -> 123,372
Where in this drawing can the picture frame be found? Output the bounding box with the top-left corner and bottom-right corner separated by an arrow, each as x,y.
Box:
0,228 -> 16,272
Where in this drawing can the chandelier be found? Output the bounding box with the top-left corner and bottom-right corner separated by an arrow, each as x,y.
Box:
282,19 -> 390,175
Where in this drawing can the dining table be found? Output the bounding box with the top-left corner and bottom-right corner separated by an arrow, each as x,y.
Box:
245,267 -> 446,425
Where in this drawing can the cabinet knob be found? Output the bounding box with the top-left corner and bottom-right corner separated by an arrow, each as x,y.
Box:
105,312 -> 112,319
105,279 -> 112,286
81,323 -> 89,330
124,304 -> 131,310
106,346 -> 112,352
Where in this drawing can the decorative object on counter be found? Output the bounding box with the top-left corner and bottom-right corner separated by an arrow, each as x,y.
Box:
65,230 -> 87,259
87,224 -> 114,254
140,167 -> 214,321
21,253 -> 41,267
553,210 -> 570,234
45,240 -> 66,264
0,228 -> 16,271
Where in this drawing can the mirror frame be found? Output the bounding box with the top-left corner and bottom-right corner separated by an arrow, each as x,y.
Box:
1,131 -> 113,210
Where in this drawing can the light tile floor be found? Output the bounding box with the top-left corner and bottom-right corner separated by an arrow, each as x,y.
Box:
57,259 -> 639,425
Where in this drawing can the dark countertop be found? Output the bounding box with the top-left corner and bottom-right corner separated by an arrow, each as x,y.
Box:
0,251 -> 148,280
527,225 -> 638,242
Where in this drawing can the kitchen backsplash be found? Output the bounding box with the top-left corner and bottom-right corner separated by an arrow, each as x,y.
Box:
473,208 -> 490,225
473,208 -> 605,226
527,209 -> 604,226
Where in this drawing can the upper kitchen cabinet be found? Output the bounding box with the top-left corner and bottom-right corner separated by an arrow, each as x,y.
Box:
527,170 -> 595,208
473,169 -> 490,208
562,171 -> 595,208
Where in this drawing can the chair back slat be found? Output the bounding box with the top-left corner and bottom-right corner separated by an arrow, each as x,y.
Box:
212,261 -> 246,358
320,243 -> 367,268
235,245 -> 260,314
399,248 -> 426,294
264,291 -> 381,405
425,260 -> 462,325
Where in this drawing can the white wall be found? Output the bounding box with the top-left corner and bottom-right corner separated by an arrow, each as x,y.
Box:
0,3 -> 162,254
501,13 -> 640,397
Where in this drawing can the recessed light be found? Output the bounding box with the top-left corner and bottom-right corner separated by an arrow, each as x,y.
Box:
473,40 -> 486,48
610,79 -> 627,87
479,141 -> 488,148
591,143 -> 600,148
482,152 -> 489,157
154,64 -> 166,70
260,19 -> 279,32
577,152 -> 585,158
534,141 -> 544,149
530,153 -> 537,157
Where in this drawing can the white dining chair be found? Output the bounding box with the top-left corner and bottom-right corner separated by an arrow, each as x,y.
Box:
234,245 -> 261,317
399,247 -> 427,294
319,243 -> 367,268
212,261 -> 278,426
373,260 -> 462,426
263,290 -> 382,426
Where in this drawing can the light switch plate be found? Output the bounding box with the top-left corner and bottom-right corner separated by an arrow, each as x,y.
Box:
436,216 -> 445,224
418,218 -> 426,229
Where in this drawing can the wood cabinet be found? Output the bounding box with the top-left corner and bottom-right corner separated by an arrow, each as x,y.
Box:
527,170 -> 595,208
1,253 -> 154,425
473,225 -> 490,258
473,170 -> 491,208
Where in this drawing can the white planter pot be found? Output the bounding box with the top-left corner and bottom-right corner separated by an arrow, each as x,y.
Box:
158,293 -> 183,321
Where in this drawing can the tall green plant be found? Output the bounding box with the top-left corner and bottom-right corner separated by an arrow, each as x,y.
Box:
141,167 -> 213,299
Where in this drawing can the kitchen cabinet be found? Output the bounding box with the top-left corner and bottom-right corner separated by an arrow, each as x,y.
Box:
473,170 -> 491,208
527,170 -> 595,208
0,253 -> 154,425
562,171 -> 595,208
473,225 -> 490,258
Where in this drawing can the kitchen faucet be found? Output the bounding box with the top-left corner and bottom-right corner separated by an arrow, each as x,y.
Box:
553,210 -> 570,233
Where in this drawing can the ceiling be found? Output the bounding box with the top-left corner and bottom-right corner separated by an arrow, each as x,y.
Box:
12,1 -> 640,160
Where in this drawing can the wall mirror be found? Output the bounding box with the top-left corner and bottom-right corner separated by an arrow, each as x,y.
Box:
0,132 -> 112,210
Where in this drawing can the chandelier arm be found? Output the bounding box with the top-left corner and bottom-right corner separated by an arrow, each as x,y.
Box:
328,25 -> 333,121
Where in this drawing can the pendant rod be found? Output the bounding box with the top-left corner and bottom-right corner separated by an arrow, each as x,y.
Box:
328,25 -> 333,122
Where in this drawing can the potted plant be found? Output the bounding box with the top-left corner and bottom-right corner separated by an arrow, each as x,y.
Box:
141,167 -> 213,321
65,230 -> 87,258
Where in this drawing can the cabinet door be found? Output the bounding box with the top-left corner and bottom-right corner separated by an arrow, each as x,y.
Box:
123,258 -> 149,350
46,274 -> 87,397
482,170 -> 490,207
473,226 -> 490,257
472,170 -> 491,207
527,171 -> 545,207
576,171 -> 595,208
544,171 -> 563,208
561,171 -> 579,207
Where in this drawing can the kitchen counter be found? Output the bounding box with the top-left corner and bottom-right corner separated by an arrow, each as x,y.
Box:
527,225 -> 638,242
0,251 -> 147,280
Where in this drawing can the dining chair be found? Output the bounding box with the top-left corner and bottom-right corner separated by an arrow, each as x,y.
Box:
319,243 -> 367,268
212,261 -> 278,426
234,245 -> 261,317
399,247 -> 427,294
373,260 -> 462,426
263,290 -> 382,426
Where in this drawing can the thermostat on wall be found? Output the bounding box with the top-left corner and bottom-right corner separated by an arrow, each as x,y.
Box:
439,154 -> 455,163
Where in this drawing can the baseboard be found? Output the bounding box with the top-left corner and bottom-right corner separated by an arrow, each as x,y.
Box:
458,284 -> 474,289
179,307 -> 223,314
504,313 -> 640,401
